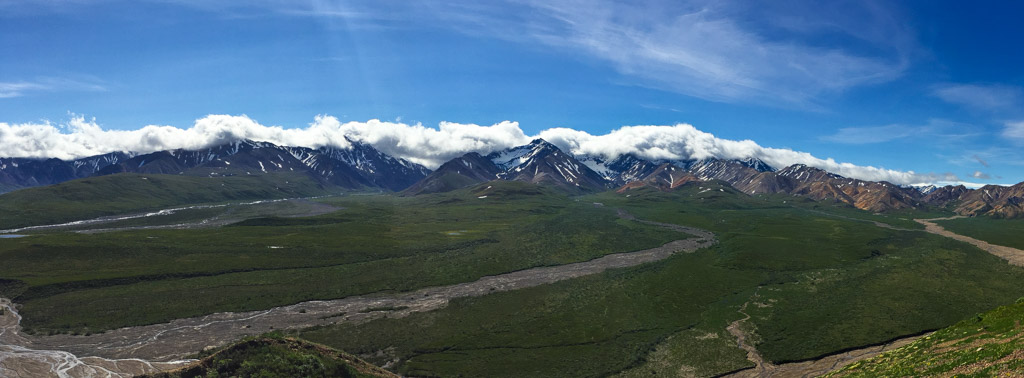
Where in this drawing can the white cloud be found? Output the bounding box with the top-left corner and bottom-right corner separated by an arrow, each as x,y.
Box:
971,171 -> 991,180
0,114 -> 955,185
500,0 -> 910,107
311,116 -> 530,167
1004,121 -> 1024,142
0,77 -> 106,98
820,124 -> 917,144
0,115 -> 531,168
933,84 -> 1023,111
74,0 -> 911,108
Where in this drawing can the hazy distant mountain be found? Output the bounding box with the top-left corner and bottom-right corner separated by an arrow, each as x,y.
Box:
402,152 -> 503,195
0,152 -> 132,191
923,185 -> 969,205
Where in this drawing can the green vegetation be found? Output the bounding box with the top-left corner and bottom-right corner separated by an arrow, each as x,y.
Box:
144,335 -> 396,378
0,180 -> 681,334
300,251 -> 758,377
829,298 -> 1024,377
0,173 -> 333,229
936,216 -> 1024,250
4,177 -> 1024,377
294,182 -> 1024,376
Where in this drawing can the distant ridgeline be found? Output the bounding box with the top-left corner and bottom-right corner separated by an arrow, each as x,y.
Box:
1,138 -> 1022,217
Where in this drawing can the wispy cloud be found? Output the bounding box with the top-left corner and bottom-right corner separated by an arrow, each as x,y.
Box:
821,119 -> 975,144
1004,121 -> 1024,142
92,0 -> 914,109
932,83 -> 1023,111
0,82 -> 48,98
946,147 -> 1024,171
0,77 -> 106,98
971,171 -> 992,179
973,154 -> 990,167
507,0 -> 911,108
821,124 -> 918,144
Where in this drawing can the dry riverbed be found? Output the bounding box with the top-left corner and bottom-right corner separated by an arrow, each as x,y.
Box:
916,216 -> 1024,267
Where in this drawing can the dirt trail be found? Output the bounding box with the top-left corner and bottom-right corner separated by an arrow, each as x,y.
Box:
810,211 -> 1024,267
725,292 -> 772,377
916,216 -> 1024,267
0,209 -> 715,376
0,197 -> 335,235
714,213 -> 1018,377
722,292 -> 923,378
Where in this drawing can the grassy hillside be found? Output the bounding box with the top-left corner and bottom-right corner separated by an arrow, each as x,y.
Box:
829,298 -> 1024,377
935,216 -> 1024,250
0,172 -> 334,229
144,335 -> 397,378
295,183 -> 1024,376
0,181 -> 682,334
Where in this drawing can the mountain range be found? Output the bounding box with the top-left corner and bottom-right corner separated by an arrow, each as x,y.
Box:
2,138 -> 1022,218
0,139 -> 430,193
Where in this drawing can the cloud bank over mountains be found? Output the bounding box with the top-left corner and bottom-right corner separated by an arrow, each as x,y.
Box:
0,114 -> 957,185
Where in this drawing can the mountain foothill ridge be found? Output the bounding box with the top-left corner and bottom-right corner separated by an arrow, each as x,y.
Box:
1,137 -> 1021,218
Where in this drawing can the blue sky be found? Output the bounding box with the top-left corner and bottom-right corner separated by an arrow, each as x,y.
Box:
1,0 -> 1023,185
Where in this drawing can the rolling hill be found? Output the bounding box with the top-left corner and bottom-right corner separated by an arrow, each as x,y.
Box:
829,298 -> 1024,377
144,336 -> 398,378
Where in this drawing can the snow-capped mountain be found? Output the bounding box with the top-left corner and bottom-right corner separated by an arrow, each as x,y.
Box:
485,139 -> 608,192
283,141 -> 432,191
737,157 -> 776,172
576,154 -> 661,186
617,163 -> 700,192
0,140 -> 429,192
4,137 -> 1024,217
406,139 -> 610,194
912,184 -> 939,195
689,158 -> 766,183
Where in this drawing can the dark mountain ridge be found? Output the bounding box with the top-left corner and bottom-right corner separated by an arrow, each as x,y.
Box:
3,138 -> 1022,217
0,152 -> 132,191
0,139 -> 429,193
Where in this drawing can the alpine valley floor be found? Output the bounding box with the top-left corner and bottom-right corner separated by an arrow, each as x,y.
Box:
2,180 -> 1024,377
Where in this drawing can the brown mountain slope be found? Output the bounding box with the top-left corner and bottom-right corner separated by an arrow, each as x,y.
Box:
775,165 -> 924,212
954,183 -> 1024,218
